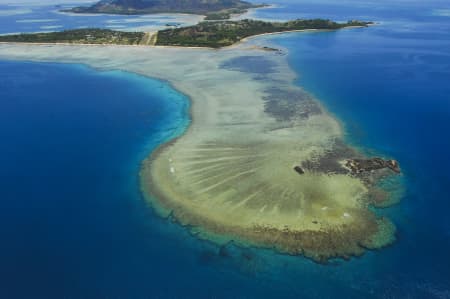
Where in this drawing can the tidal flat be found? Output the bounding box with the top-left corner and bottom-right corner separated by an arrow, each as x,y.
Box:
0,35 -> 401,262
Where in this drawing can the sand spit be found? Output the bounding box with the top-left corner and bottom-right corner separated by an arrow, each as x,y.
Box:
0,36 -> 399,262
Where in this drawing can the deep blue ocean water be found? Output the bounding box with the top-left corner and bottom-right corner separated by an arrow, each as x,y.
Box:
1,0 -> 450,298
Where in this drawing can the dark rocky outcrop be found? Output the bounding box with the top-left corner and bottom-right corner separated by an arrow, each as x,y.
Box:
346,158 -> 400,174
293,166 -> 305,175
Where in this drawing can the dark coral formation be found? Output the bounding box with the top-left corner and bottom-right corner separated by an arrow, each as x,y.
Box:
263,87 -> 322,122
220,56 -> 277,75
301,140 -> 357,175
246,215 -> 394,263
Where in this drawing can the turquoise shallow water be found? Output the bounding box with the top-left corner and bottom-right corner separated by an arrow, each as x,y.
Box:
1,0 -> 450,298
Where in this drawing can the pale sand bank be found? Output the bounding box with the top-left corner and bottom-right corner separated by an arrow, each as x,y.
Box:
0,35 -> 397,262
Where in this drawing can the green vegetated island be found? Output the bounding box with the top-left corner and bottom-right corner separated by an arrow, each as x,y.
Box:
156,19 -> 372,47
0,29 -> 147,45
64,0 -> 264,20
0,19 -> 372,48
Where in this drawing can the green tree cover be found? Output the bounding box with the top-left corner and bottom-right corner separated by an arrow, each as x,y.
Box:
0,29 -> 144,45
156,19 -> 372,48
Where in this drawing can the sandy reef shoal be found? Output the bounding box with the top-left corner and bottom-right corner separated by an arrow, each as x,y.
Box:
0,36 -> 397,262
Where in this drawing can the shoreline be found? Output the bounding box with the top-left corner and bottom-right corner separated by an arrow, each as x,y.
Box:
226,24 -> 373,49
0,28 -> 399,263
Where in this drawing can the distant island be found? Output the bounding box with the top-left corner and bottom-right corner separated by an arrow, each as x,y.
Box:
0,19 -> 372,48
64,0 -> 264,20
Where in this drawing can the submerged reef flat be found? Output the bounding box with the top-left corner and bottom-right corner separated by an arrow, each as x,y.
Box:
0,37 -> 401,262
